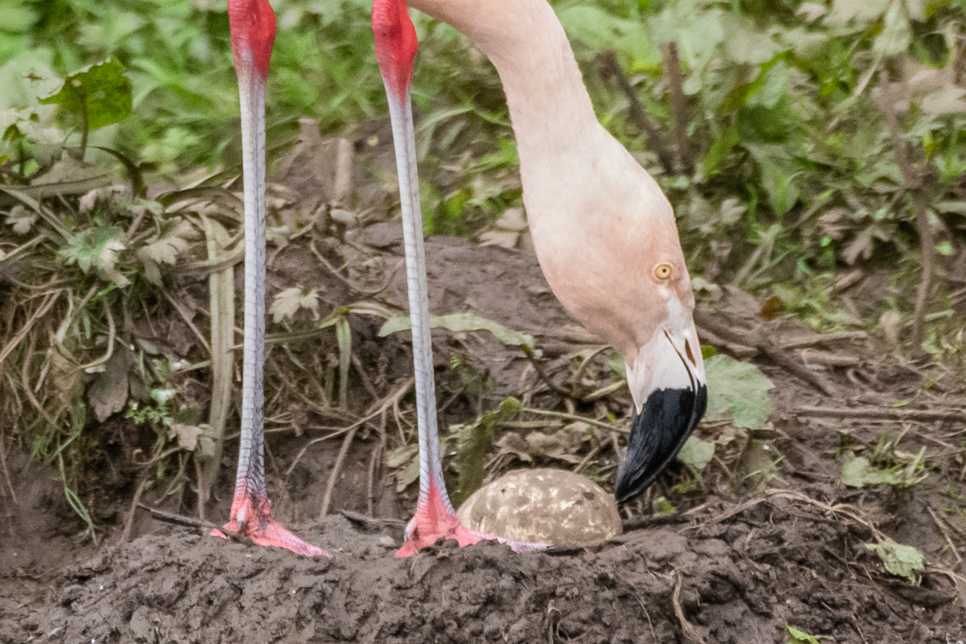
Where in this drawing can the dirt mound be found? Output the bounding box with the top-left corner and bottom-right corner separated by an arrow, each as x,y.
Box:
35,496 -> 964,644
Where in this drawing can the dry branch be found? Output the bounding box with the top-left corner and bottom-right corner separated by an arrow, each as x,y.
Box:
875,72 -> 933,354
597,50 -> 675,175
794,405 -> 965,423
661,42 -> 695,175
694,310 -> 838,397
136,502 -> 254,546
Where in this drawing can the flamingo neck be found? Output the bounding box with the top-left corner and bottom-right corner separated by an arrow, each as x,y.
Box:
408,0 -> 606,225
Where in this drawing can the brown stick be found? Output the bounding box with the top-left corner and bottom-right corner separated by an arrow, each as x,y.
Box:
521,345 -> 572,398
876,72 -> 932,354
953,32 -> 966,85
694,310 -> 838,397
661,42 -> 695,175
0,430 -> 17,506
779,331 -> 868,350
672,572 -> 706,644
597,50 -> 676,175
136,502 -> 254,546
319,424 -> 358,519
794,405 -> 965,423
0,290 -> 59,369
121,475 -> 149,542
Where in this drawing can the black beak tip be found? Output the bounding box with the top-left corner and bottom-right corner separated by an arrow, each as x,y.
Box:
615,384 -> 708,503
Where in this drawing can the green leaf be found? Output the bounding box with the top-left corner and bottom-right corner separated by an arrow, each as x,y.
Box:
652,495 -> 677,517
704,355 -> 775,428
865,537 -> 924,582
679,436 -> 715,471
785,625 -> 821,644
39,59 -> 132,130
379,312 -> 535,349
842,457 -> 898,487
60,225 -> 127,284
451,396 -> 524,506
557,6 -> 660,68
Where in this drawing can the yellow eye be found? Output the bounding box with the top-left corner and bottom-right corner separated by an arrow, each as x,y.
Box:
654,263 -> 672,280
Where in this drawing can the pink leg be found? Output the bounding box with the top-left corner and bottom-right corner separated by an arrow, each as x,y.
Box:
395,478 -> 495,557
213,486 -> 328,557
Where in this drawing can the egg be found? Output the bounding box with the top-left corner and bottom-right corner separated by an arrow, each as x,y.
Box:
456,468 -> 622,548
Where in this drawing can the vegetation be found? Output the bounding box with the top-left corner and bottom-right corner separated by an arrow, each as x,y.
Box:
1,0 -> 964,542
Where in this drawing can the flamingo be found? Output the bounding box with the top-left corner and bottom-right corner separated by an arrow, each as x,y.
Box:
218,0 -> 327,556
220,0 -> 706,557
373,0 -> 707,557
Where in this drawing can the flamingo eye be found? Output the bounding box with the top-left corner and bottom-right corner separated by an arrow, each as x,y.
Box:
654,263 -> 672,280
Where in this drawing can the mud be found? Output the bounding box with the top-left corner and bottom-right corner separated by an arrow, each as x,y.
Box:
29,496 -> 966,644
3,191 -> 966,642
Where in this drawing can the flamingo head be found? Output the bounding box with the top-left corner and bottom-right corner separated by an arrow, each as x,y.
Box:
614,250 -> 707,503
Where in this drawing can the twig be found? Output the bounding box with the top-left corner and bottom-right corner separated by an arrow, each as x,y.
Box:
162,290 -> 211,356
779,331 -> 868,350
310,240 -> 400,296
631,593 -> 658,643
136,502 -> 254,545
520,406 -> 627,434
339,508 -> 405,527
597,50 -> 675,175
794,405 -> 965,423
367,408 -> 387,517
319,422 -> 358,519
0,290 -> 60,370
121,475 -> 149,542
694,310 -> 838,397
521,345 -> 571,398
672,572 -> 706,644
286,378 -> 413,476
876,71 -> 932,354
76,299 -> 116,373
661,42 -> 694,175
926,504 -> 963,565
0,430 -> 17,506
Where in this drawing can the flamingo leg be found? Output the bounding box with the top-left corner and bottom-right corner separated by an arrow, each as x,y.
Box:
372,0 -> 549,558
215,0 -> 328,558
370,0 -> 504,558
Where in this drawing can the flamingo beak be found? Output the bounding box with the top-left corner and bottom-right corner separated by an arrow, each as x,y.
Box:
615,314 -> 707,503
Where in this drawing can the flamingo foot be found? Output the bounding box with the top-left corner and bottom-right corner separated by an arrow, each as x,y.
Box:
211,490 -> 330,557
395,478 -> 494,557
395,479 -> 549,557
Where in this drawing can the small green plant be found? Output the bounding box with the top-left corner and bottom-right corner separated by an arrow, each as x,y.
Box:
39,58 -> 131,160
865,537 -> 925,583
785,625 -> 821,644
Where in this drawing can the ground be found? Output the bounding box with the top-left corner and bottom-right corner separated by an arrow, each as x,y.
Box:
2,175 -> 966,643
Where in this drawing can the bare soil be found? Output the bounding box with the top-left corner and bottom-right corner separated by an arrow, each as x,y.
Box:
3,197 -> 966,643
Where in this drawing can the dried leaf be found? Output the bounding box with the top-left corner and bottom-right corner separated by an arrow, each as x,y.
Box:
87,348 -> 129,422
270,285 -> 320,323
169,423 -> 203,452
137,218 -> 192,265
494,433 -> 533,462
4,204 -> 37,234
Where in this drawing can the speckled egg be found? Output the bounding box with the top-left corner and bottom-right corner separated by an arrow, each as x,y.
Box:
456,468 -> 622,547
